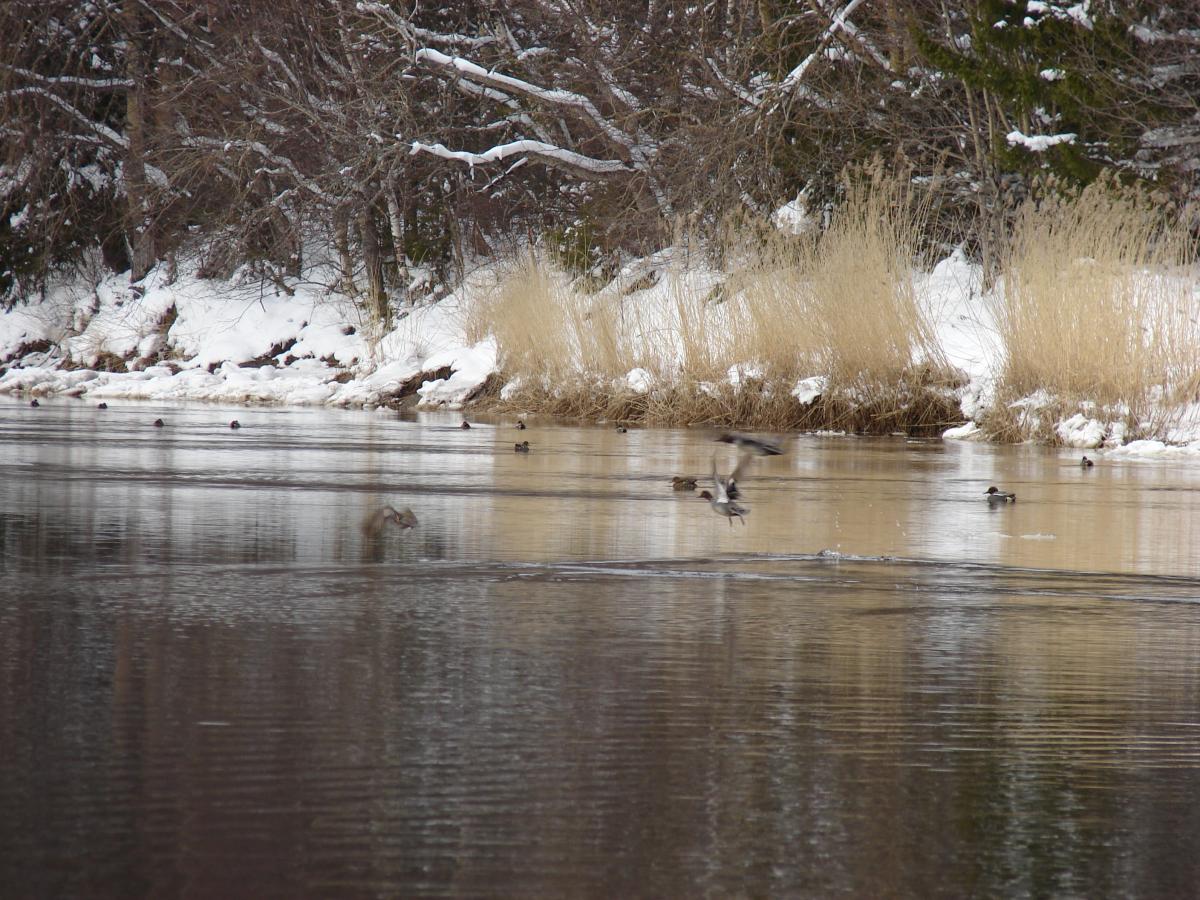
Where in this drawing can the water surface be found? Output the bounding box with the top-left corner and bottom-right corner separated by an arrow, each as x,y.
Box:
3,399 -> 1200,897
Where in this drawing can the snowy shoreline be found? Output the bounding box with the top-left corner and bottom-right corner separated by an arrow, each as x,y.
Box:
0,260 -> 501,412
4,252 -> 1200,460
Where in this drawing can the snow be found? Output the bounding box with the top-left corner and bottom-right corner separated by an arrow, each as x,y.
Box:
791,376 -> 827,405
4,242 -> 1200,458
1103,440 -> 1200,459
1026,1 -> 1093,29
1055,414 -> 1105,448
726,363 -> 764,387
772,197 -> 818,236
415,340 -> 498,406
623,367 -> 654,394
917,247 -> 995,385
0,259 -> 501,411
1006,130 -> 1077,152
943,422 -> 982,441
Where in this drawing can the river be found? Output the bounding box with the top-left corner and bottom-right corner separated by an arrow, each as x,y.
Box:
3,399 -> 1200,896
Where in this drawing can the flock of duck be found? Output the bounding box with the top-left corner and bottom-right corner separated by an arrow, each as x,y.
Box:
359,419 -> 1101,536
364,423 -> 794,535
23,398 -> 1095,534
30,397 -> 243,429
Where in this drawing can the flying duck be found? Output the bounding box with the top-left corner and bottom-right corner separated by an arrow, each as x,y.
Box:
361,505 -> 418,536
699,453 -> 750,526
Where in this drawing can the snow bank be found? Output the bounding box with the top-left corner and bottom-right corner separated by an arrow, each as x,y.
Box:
1103,440 -> 1200,459
5,246 -> 1200,457
0,260 -> 499,409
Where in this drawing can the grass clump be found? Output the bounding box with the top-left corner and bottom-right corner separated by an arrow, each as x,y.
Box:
471,168 -> 963,435
465,253 -> 629,386
987,178 -> 1197,438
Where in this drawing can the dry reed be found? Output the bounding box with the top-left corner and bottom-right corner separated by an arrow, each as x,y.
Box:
987,179 -> 1197,437
470,169 -> 966,434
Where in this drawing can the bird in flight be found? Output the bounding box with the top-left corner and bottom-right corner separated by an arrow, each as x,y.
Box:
699,453 -> 750,526
362,505 -> 419,535
715,432 -> 783,456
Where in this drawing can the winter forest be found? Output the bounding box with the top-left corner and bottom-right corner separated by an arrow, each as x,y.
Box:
5,0 -> 1198,302
3,1 -> 1200,443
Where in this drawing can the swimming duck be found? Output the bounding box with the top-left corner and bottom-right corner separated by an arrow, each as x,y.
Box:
672,476 -> 698,491
29,399 -> 39,408
97,402 -> 107,409
716,432 -> 783,456
700,453 -> 750,526
514,441 -> 530,453
230,420 -> 241,429
153,418 -> 165,427
1081,455 -> 1094,468
516,420 -> 526,430
615,425 -> 628,433
361,505 -> 418,536
985,486 -> 1016,503
460,420 -> 471,429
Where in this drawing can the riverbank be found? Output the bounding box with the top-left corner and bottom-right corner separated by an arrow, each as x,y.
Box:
2,243 -> 1199,458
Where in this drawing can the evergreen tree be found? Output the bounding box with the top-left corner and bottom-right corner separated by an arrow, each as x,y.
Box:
915,0 -> 1153,185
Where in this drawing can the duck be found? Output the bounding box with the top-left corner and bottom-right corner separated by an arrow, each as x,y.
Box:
229,420 -> 241,429
361,505 -> 418,536
153,418 -> 165,427
460,420 -> 471,430
699,453 -> 750,526
985,486 -> 1016,503
515,420 -> 526,430
671,476 -> 698,491
1081,455 -> 1094,468
29,398 -> 39,408
97,402 -> 108,409
514,441 -> 530,453
716,432 -> 783,456
615,425 -> 628,433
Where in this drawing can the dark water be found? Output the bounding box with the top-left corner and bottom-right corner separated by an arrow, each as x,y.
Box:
4,399 -> 1200,897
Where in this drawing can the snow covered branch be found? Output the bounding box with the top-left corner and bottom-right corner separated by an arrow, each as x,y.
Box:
778,0 -> 870,95
409,139 -> 631,176
0,64 -> 132,91
2,86 -> 129,149
355,2 -> 497,51
415,49 -> 633,152
1006,130 -> 1078,152
413,47 -> 666,207
180,136 -> 335,202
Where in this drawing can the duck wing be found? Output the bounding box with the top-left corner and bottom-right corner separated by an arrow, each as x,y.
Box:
361,505 -> 395,536
726,452 -> 753,500
710,455 -> 730,503
718,432 -> 783,456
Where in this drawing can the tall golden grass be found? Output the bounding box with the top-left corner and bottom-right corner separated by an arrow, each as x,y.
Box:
470,171 -> 1200,440
469,169 -> 961,433
726,172 -> 948,393
464,253 -> 630,384
987,179 -> 1198,438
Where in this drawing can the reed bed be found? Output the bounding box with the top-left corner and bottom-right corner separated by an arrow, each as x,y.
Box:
469,175 -> 1197,441
469,171 -> 961,434
984,180 -> 1198,440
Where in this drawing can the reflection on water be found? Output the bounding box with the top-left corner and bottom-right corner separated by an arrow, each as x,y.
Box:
3,399 -> 1200,896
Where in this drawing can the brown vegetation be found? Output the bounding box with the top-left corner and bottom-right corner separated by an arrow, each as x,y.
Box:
985,179 -> 1198,440
473,171 -> 964,434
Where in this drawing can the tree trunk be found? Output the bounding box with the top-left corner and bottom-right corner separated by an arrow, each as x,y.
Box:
359,206 -> 388,325
333,206 -> 355,296
121,4 -> 156,283
385,177 -> 411,307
